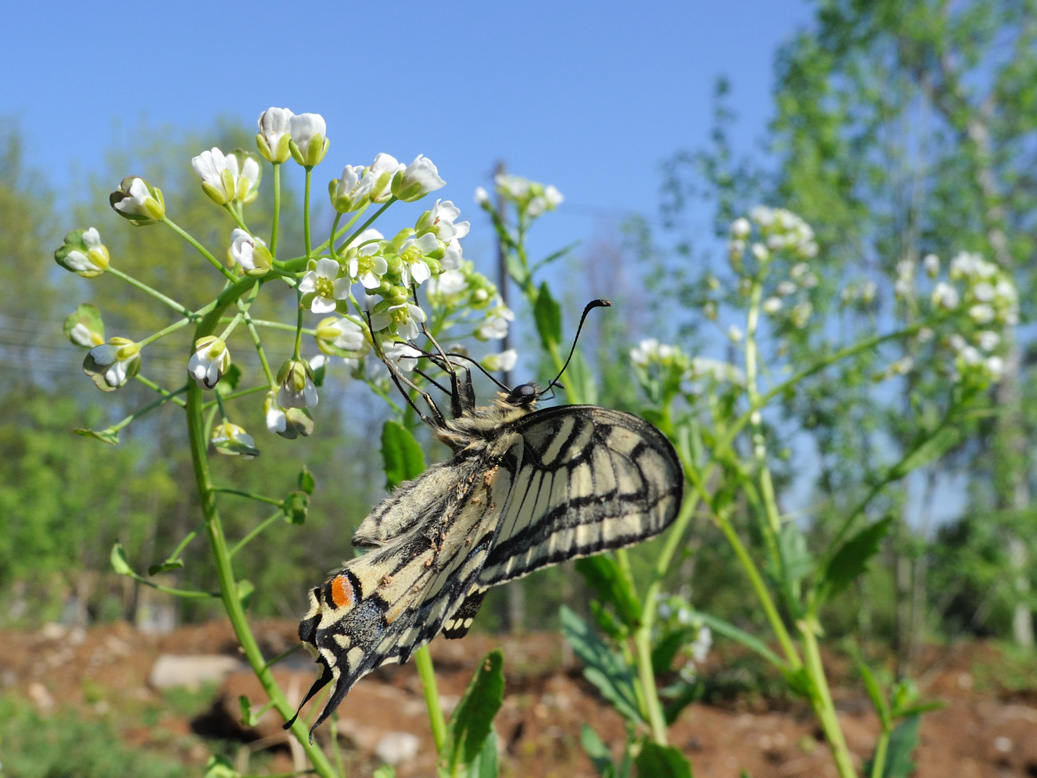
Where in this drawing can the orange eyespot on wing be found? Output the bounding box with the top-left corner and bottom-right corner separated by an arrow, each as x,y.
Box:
330,574 -> 355,609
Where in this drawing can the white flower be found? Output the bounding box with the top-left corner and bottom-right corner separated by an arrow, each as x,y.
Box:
631,338 -> 660,367
371,302 -> 427,340
289,113 -> 329,167
776,281 -> 797,297
985,356 -> 1005,380
382,341 -> 422,372
299,258 -> 351,314
398,232 -> 439,286
83,337 -> 141,391
975,330 -> 1001,352
187,336 -> 230,389
751,243 -> 770,262
257,107 -> 294,163
428,269 -> 468,299
420,199 -> 470,242
762,297 -> 782,314
972,282 -> 995,303
474,186 -> 490,206
728,325 -> 744,342
750,206 -> 774,228
968,304 -> 995,324
495,174 -> 531,200
923,253 -> 940,278
476,305 -> 515,340
931,282 -> 959,310
192,148 -> 236,204
392,154 -> 446,202
482,349 -> 518,372
730,217 -> 751,239
316,316 -> 366,354
211,422 -> 258,459
229,229 -> 270,275
277,359 -> 318,409
330,164 -> 370,213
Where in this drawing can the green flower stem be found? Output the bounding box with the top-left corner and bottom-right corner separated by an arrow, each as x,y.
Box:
328,214 -> 342,256
222,317 -> 316,335
186,279 -> 337,778
262,643 -> 302,672
122,564 -> 218,599
212,488 -> 282,505
226,202 -> 248,232
800,620 -> 857,778
137,316 -> 195,348
415,644 -> 447,753
270,163 -> 281,255
162,216 -> 237,282
238,304 -> 277,386
229,507 -> 291,558
105,266 -> 198,319
200,384 -> 269,409
332,201 -> 393,254
303,168 -> 312,258
166,522 -> 204,563
107,381 -> 188,430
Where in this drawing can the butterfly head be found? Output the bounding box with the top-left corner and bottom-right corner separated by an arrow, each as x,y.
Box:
505,382 -> 540,409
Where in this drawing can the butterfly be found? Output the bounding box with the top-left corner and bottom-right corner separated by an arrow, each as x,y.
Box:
287,301 -> 683,738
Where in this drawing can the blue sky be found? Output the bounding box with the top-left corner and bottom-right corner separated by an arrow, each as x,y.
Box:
6,1 -> 813,267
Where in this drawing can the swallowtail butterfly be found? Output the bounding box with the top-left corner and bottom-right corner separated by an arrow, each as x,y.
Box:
287,301 -> 683,737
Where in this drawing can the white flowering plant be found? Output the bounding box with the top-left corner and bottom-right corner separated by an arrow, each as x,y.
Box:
57,108 -> 520,777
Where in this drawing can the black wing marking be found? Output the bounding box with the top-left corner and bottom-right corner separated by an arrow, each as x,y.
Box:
442,587 -> 488,639
477,405 -> 683,587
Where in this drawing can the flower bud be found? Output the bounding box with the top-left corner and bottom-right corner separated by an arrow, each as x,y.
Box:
289,113 -> 329,167
228,229 -> 272,276
55,227 -> 109,277
64,303 -> 105,348
187,336 -> 231,389
329,165 -> 370,213
83,337 -> 141,391
109,177 -> 165,225
211,422 -> 259,459
315,316 -> 367,356
264,391 -> 314,439
276,359 -> 318,409
256,107 -> 294,163
392,154 -> 445,202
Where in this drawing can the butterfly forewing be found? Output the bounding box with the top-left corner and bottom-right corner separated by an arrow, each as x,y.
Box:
477,405 -> 683,586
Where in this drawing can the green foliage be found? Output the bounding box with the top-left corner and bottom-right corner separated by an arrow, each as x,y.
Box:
0,695 -> 190,778
381,419 -> 427,489
634,742 -> 694,778
533,280 -> 563,351
817,517 -> 894,605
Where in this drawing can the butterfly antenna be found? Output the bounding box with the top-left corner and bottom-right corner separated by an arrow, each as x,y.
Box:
544,299 -> 611,393
365,313 -> 447,429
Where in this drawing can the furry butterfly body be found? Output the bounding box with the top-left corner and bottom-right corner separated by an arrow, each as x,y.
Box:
290,364 -> 683,737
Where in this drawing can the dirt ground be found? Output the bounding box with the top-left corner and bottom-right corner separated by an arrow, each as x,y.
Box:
1,619 -> 1035,777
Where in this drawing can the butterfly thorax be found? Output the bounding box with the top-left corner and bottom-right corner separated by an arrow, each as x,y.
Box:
433,390 -> 539,453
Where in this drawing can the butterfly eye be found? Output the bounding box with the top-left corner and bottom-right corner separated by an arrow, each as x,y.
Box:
508,383 -> 538,405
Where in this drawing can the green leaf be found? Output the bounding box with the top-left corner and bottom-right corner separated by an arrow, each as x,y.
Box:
238,695 -> 258,727
662,681 -> 702,726
532,240 -> 581,274
504,253 -> 527,288
110,542 -> 133,576
634,742 -> 693,778
862,715 -> 921,778
444,649 -> 505,772
564,349 -> 598,405
297,466 -> 315,495
147,558 -> 184,576
575,555 -> 642,628
464,730 -> 500,778
381,419 -> 426,489
373,767 -> 397,778
204,755 -> 239,778
651,628 -> 692,675
74,427 -> 120,445
819,517 -> 894,603
533,281 -> 562,350
560,606 -> 644,724
581,724 -> 618,778
220,362 -> 242,391
890,427 -> 961,479
236,579 -> 254,608
778,521 -> 813,590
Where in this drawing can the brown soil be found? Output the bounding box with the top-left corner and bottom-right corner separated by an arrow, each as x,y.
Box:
1,620 -> 1035,777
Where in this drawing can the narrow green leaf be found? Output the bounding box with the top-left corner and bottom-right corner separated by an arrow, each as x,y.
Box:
532,240 -> 581,273
890,427 -> 960,478
819,517 -> 894,603
564,349 -> 598,405
236,579 -> 254,608
575,555 -> 642,627
445,649 -> 505,771
373,766 -> 397,778
203,755 -> 239,778
238,695 -> 256,727
662,681 -> 702,726
147,558 -> 184,576
651,628 -> 691,675
560,606 -> 644,724
778,521 -> 813,589
581,724 -> 617,778
533,281 -> 562,350
858,661 -> 891,729
110,542 -> 133,576
634,742 -> 693,778
75,427 -> 120,445
381,419 -> 426,489
683,609 -> 785,669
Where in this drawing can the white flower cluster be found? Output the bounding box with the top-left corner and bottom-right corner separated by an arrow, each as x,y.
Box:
655,594 -> 713,683
728,206 -> 818,269
630,339 -> 743,398
476,174 -> 563,219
